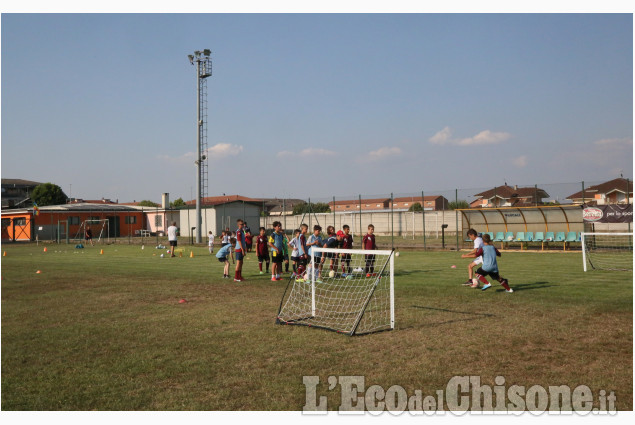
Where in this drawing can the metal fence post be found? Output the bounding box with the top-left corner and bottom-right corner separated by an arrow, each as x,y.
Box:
421,190 -> 426,250
391,192 -> 394,250
455,188 -> 459,250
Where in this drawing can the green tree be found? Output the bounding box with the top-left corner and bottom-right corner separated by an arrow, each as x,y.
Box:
408,202 -> 423,212
292,202 -> 331,215
448,200 -> 470,210
138,200 -> 159,207
171,198 -> 186,208
31,183 -> 68,206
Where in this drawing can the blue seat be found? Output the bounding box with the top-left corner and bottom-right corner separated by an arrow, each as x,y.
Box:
504,232 -> 514,241
575,232 -> 581,242
563,231 -> 578,251
534,232 -> 544,242
544,232 -> 555,242
493,232 -> 505,242
554,232 -> 566,242
525,232 -> 534,242
486,232 -> 494,241
516,232 -> 527,250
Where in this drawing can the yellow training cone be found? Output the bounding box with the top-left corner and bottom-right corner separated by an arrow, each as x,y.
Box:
189,251 -> 194,258
179,251 -> 183,258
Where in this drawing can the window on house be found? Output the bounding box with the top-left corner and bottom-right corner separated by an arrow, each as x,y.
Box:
1,218 -> 10,227
69,216 -> 80,225
155,215 -> 163,228
346,205 -> 350,209
125,216 -> 137,224
14,217 -> 26,225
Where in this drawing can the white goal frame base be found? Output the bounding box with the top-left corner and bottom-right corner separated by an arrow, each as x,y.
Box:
277,247 -> 395,336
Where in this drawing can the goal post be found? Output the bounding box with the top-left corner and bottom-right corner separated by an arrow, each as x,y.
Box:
276,247 -> 395,336
581,232 -> 633,272
74,219 -> 110,244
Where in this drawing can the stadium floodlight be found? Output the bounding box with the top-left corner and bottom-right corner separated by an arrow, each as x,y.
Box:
188,49 -> 212,244
277,247 -> 395,335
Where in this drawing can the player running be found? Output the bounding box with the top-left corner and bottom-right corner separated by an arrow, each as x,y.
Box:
463,233 -> 513,293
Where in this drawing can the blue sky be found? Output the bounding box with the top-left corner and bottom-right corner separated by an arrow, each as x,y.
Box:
1,13 -> 632,203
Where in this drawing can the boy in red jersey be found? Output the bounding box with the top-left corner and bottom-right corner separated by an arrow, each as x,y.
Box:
256,227 -> 270,275
362,224 -> 377,277
340,225 -> 353,277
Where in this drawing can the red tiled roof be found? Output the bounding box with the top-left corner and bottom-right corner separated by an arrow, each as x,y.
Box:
567,178 -> 633,199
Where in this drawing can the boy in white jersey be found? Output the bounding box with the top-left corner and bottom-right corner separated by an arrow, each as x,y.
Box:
208,230 -> 215,254
461,228 -> 490,287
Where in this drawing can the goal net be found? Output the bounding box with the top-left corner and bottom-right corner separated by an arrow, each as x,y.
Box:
74,219 -> 109,244
581,232 -> 633,271
276,247 -> 395,335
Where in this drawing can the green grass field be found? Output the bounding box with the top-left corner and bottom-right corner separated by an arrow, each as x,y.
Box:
1,243 -> 632,410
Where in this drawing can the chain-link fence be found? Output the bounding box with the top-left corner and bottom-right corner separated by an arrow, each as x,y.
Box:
260,179 -> 632,251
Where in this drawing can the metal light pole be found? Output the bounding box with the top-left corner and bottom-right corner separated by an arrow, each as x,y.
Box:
188,49 -> 212,243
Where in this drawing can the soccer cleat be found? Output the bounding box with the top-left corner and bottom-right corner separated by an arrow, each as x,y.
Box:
341,273 -> 347,278
506,288 -> 514,293
234,278 -> 243,282
462,280 -> 473,286
500,279 -> 512,291
366,273 -> 371,278
276,277 -> 282,281
271,277 -> 277,282
481,283 -> 492,291
345,275 -> 353,280
316,279 -> 323,284
259,271 -> 264,275
295,278 -> 305,283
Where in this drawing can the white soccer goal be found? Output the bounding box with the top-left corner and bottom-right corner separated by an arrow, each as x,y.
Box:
276,247 -> 395,335
581,232 -> 633,271
74,219 -> 110,244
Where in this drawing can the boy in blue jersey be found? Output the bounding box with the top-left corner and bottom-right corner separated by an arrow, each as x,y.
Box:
268,221 -> 285,281
465,233 -> 513,293
215,238 -> 235,279
307,225 -> 323,281
322,226 -> 341,276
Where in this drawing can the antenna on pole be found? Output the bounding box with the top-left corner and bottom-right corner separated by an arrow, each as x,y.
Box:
189,49 -> 212,244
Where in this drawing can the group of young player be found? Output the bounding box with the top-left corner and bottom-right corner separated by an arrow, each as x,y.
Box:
461,228 -> 513,293
213,218 -> 379,283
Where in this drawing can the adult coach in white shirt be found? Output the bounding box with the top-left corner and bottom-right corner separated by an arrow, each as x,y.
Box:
168,222 -> 178,258
461,228 -> 487,286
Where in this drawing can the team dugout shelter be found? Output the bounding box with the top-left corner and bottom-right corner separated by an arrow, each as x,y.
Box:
457,205 -> 584,250
1,203 -> 145,242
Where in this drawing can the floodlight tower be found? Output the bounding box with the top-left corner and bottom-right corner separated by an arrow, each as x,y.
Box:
188,49 -> 212,244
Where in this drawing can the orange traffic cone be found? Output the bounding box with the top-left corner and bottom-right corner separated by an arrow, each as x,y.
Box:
43,247 -> 48,252
100,249 -> 104,255
189,251 -> 194,258
179,251 -> 183,258
3,251 -> 6,257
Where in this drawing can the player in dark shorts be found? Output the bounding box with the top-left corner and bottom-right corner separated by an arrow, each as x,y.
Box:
256,227 -> 270,274
362,224 -> 377,277
84,226 -> 94,246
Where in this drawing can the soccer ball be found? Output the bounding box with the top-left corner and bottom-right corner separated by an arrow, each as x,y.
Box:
328,270 -> 335,278
395,252 -> 400,257
160,254 -> 164,258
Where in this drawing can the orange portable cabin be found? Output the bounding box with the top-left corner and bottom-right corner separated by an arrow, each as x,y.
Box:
1,203 -> 145,242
